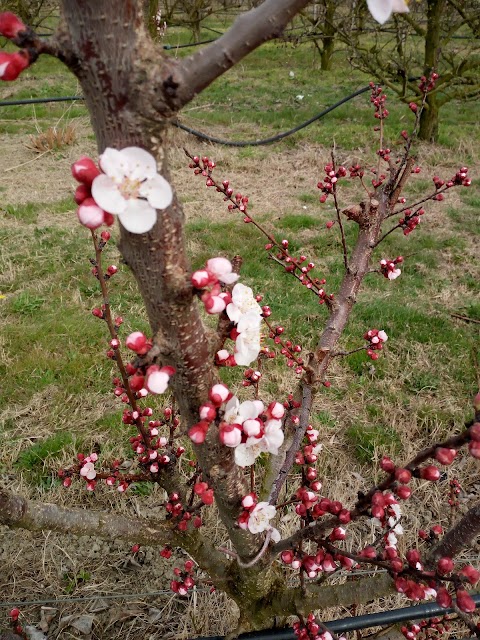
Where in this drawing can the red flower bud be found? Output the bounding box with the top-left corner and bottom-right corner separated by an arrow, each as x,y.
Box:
420,465 -> 440,482
0,12 -> 26,38
435,447 -> 456,465
71,156 -> 101,186
437,557 -> 454,574
395,468 -> 411,484
456,588 -> 476,613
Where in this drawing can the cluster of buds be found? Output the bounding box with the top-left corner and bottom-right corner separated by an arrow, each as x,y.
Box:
448,477 -> 461,508
377,147 -> 392,162
419,72 -> 439,94
268,324 -> 304,374
154,9 -> 167,37
370,82 -> 389,119
237,491 -> 259,528
8,607 -> 23,637
123,331 -> 175,395
267,240 -> 331,303
188,383 -> 231,444
293,614 -> 345,640
433,167 -> 471,190
418,524 -> 443,542
188,153 -> 253,225
242,367 -> 262,387
364,328 -> 388,360
281,546 -> 352,579
372,171 -> 387,189
401,616 -> 451,640
380,256 -> 403,280
166,492 -> 203,531
371,490 -> 403,551
191,257 -> 238,314
0,12 -> 31,81
468,422 -> 480,458
170,560 -> 196,596
349,163 -> 365,178
317,163 -> 347,203
399,207 -> 424,235
72,156 -> 114,229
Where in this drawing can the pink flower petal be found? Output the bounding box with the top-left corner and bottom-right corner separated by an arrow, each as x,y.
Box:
117,198 -> 157,234
92,174 -> 126,214
121,147 -> 157,181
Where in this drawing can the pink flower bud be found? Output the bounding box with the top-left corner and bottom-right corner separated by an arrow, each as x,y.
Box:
209,383 -> 230,406
436,587 -> 452,608
201,488 -> 214,505
435,447 -> 457,465
380,456 -> 395,473
0,50 -> 29,81
77,198 -> 105,229
420,465 -> 440,481
219,422 -> 242,447
199,403 -> 216,422
0,12 -> 26,38
188,421 -> 209,444
437,557 -> 454,574
470,422 -> 480,441
125,331 -> 149,354
74,183 -> 91,204
456,588 -> 476,613
146,365 -> 173,395
395,468 -> 411,484
396,485 -> 412,500
241,492 -> 257,509
281,550 -> 294,564
460,565 -> 480,585
468,440 -> 480,459
191,269 -> 210,289
71,156 -> 101,186
266,401 -> 285,419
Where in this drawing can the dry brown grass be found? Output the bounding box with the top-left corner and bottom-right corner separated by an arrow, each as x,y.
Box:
25,124 -> 77,153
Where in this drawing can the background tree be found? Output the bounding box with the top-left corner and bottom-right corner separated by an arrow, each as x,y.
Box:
345,0 -> 480,141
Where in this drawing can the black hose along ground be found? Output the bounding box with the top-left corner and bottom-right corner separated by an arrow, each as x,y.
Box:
0,84 -> 371,147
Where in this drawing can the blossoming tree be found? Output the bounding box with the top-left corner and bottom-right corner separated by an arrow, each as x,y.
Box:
1,1 -> 480,638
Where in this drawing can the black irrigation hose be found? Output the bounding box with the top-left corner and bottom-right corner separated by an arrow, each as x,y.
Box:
0,85 -> 372,147
172,84 -> 372,146
191,594 -> 480,640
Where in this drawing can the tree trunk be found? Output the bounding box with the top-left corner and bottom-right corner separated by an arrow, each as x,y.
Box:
418,0 -> 444,141
320,0 -> 336,71
418,92 -> 439,142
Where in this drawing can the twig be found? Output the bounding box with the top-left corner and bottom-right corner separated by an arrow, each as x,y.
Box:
219,529 -> 272,568
451,313 -> 480,325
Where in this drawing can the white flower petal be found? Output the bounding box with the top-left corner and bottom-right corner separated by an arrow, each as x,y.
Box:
226,302 -> 242,324
92,174 -> 126,214
391,0 -> 409,13
99,148 -> 128,182
270,527 -> 281,543
140,174 -> 173,210
238,400 -> 262,421
367,0 -> 393,23
121,146 -> 157,181
118,198 -> 157,234
234,443 -> 258,467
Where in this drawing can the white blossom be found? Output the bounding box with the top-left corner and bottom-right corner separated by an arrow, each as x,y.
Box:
367,0 -> 409,25
92,147 -> 173,234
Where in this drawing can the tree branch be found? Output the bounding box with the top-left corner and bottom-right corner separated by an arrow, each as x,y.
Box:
428,501 -> 480,565
0,488 -> 231,581
173,0 -> 312,108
